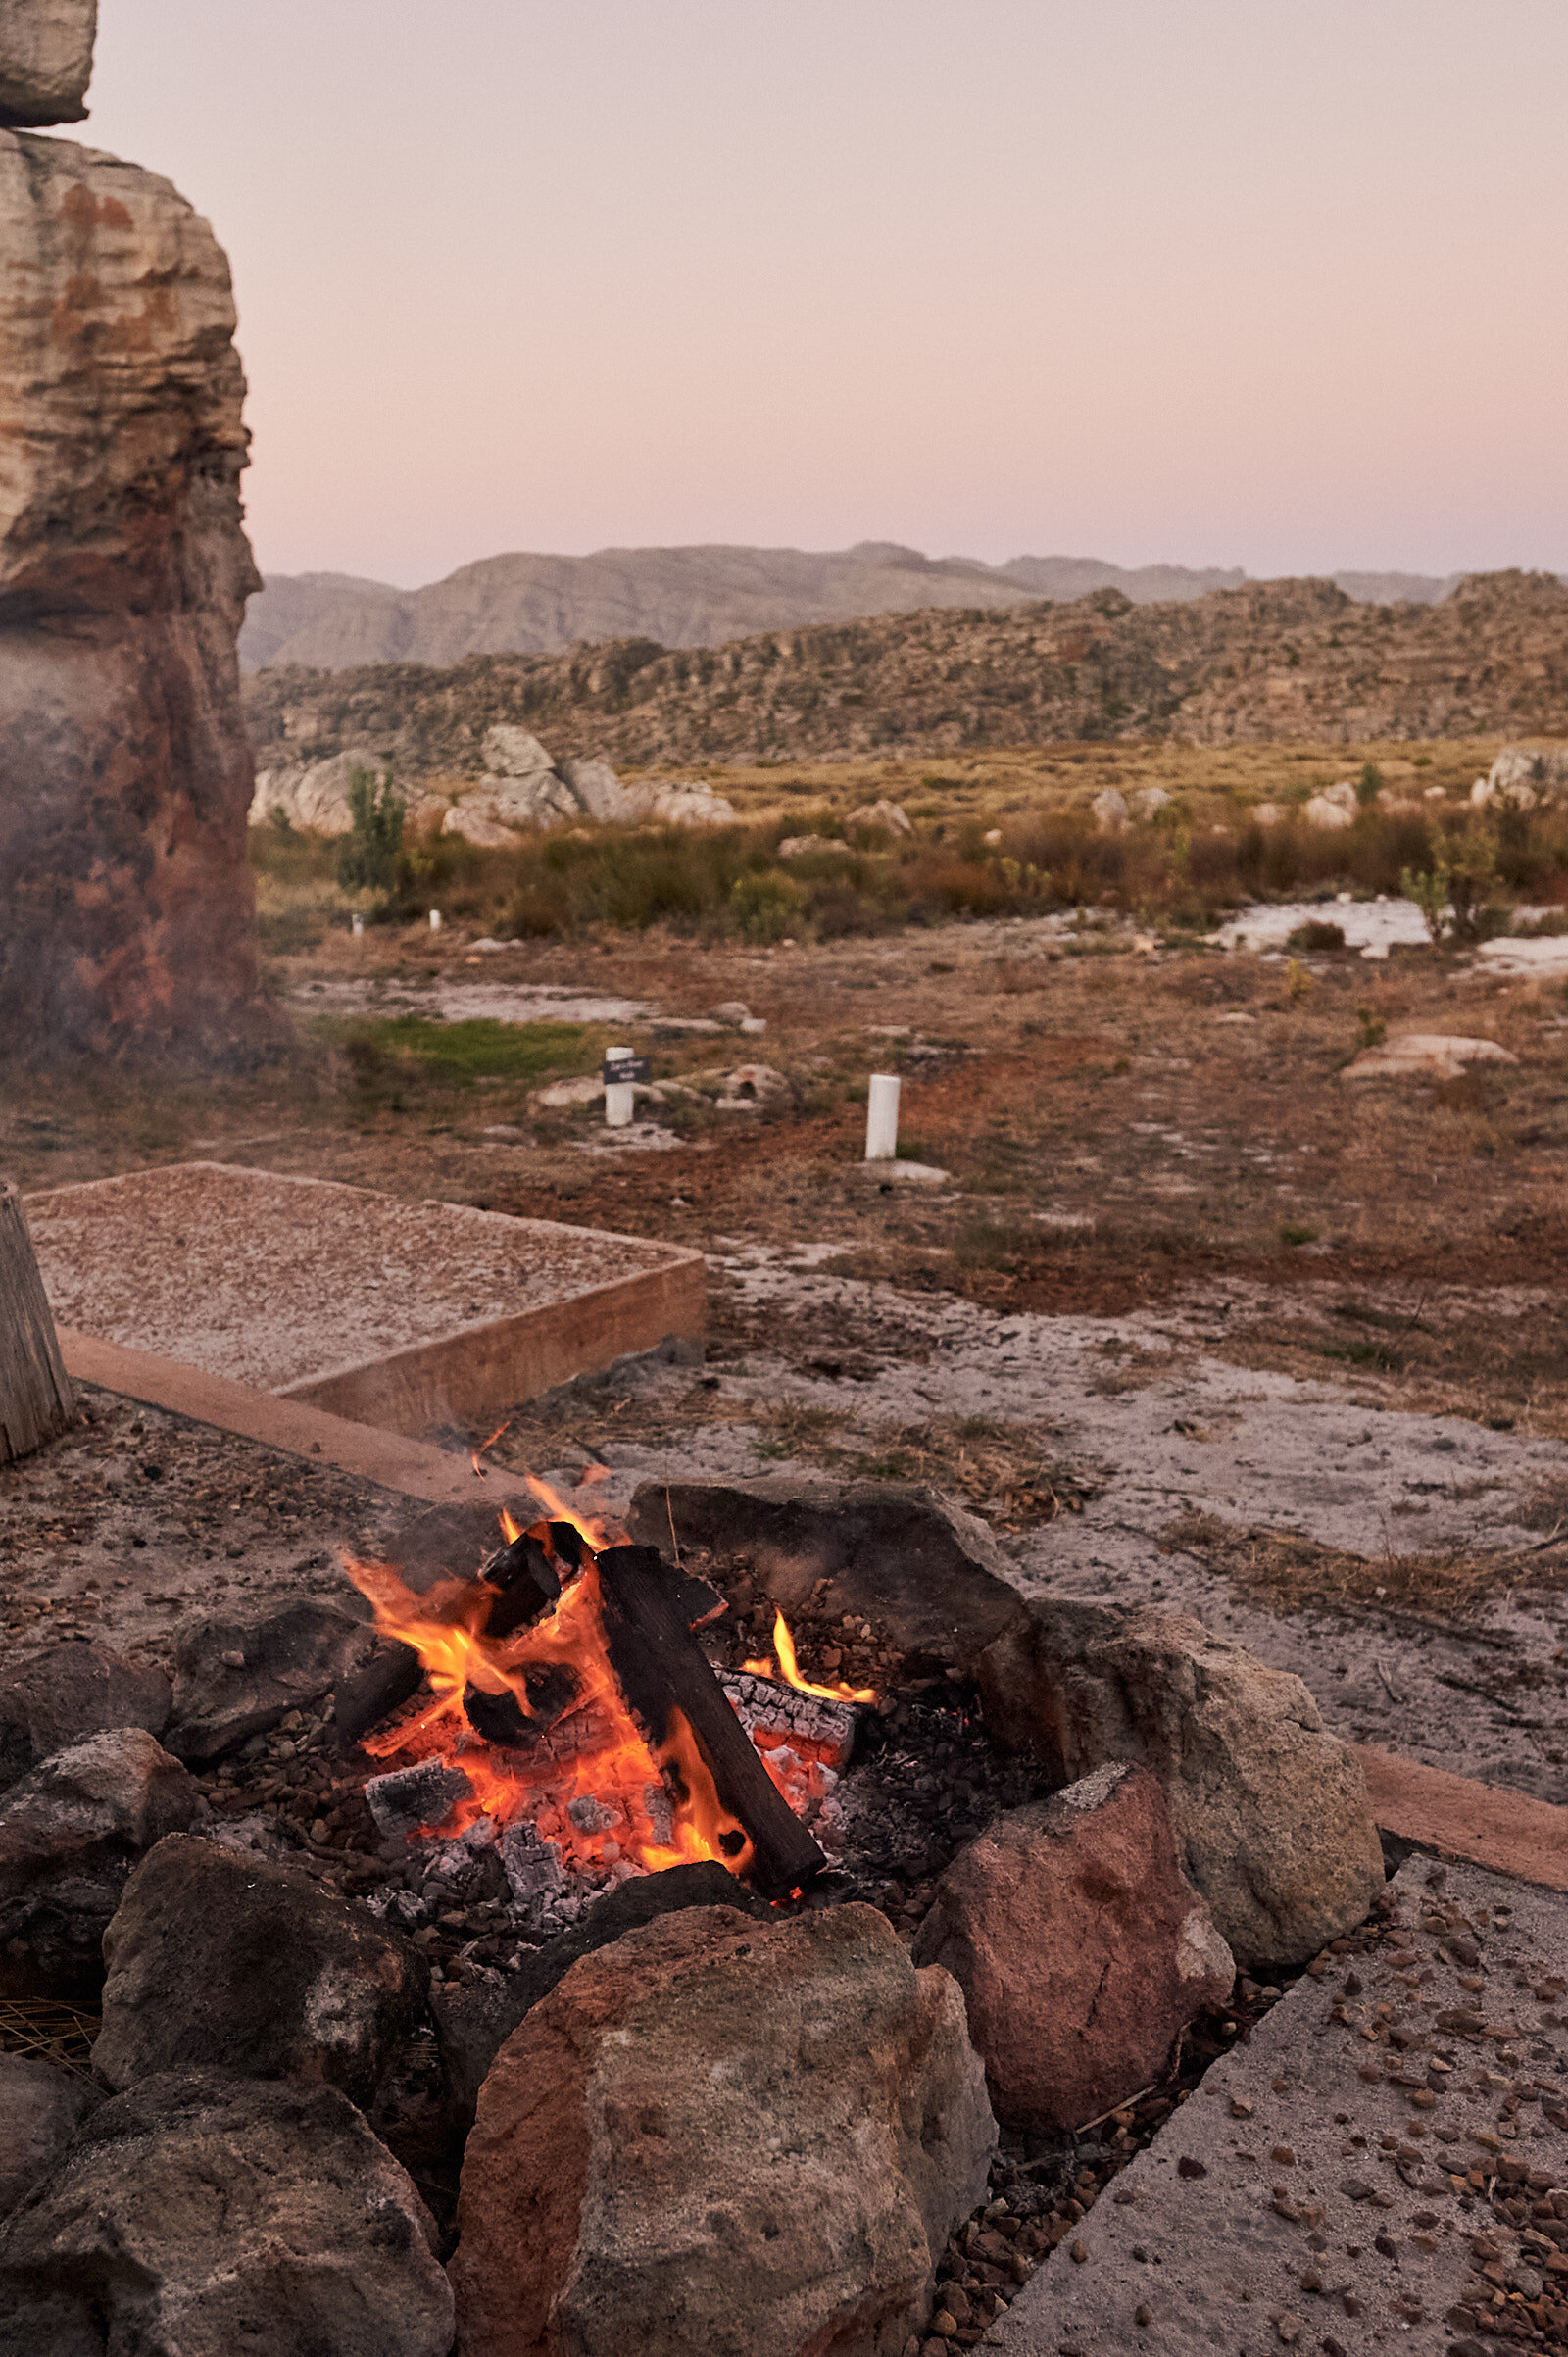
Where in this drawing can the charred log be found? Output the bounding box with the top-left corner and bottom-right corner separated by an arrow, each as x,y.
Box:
595,1544 -> 826,1900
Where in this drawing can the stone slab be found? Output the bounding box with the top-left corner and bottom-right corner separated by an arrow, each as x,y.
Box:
29,1164 -> 702,1437
984,1854 -> 1568,2353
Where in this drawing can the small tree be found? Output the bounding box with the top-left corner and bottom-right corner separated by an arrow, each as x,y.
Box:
336,766 -> 405,897
1401,823 -> 1506,945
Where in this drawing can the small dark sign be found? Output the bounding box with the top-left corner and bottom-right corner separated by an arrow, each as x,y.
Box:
602,1054 -> 652,1085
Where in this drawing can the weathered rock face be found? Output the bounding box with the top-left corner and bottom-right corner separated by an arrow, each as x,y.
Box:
450,1902 -> 996,2357
0,128 -> 280,1062
0,1726 -> 201,1983
0,2 -> 95,127
911,1765 -> 1233,2131
433,1858 -> 764,2120
0,2069 -> 455,2357
95,1833 -> 426,2106
167,1597 -> 382,1762
626,1472 -> 1026,1678
977,1599 -> 1386,1971
0,2051 -> 98,2220
0,1642 -> 171,1793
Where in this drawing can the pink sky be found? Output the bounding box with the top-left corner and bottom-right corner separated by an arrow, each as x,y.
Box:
79,0 -> 1568,588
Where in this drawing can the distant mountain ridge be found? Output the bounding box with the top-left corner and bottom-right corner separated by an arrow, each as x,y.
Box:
242,568 -> 1568,776
239,541 -> 1484,674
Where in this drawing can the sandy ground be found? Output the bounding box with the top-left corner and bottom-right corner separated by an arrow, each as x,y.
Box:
4,909 -> 1567,1810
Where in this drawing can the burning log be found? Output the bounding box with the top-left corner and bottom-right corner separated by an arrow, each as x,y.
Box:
595,1545 -> 826,1901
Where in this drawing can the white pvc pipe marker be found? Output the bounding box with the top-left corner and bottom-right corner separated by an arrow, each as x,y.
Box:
864,1072 -> 900,1160
604,1045 -> 636,1129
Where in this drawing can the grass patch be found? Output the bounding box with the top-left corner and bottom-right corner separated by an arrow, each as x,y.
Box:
309,1015 -> 599,1090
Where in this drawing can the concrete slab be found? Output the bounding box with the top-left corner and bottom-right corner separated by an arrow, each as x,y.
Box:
984,1855 -> 1568,2354
26,1163 -> 703,1437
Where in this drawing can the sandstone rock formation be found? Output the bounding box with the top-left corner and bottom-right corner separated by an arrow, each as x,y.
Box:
450,1902 -> 995,2357
978,1599 -> 1386,1971
0,2070 -> 454,2357
911,1764 -> 1234,2131
0,106 -> 279,1061
252,720 -> 735,838
0,2 -> 95,128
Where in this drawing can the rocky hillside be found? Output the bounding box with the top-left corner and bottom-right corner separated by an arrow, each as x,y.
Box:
239,543 -> 1255,670
241,570 -> 1568,779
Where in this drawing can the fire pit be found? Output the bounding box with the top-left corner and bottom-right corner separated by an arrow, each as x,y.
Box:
335,1478 -> 1035,1951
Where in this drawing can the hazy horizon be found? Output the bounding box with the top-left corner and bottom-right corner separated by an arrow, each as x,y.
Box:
76,0 -> 1568,590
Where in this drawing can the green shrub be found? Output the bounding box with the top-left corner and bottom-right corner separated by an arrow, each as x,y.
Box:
335,767 -> 405,897
730,867 -> 807,943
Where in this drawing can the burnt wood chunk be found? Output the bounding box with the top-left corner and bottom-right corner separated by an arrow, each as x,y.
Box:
595,1544 -> 825,1901
480,1529 -> 561,1641
334,1642 -> 424,1749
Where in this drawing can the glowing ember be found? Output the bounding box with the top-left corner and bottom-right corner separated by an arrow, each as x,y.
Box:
344,1512 -> 751,1885
742,1608 -> 877,1705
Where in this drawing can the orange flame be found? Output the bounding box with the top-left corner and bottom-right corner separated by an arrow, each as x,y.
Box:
743,1609 -> 876,1705
343,1510 -> 740,1880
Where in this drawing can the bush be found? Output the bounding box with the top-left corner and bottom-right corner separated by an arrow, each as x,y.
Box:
335,767 -> 405,896
1286,919 -> 1347,952
730,868 -> 807,943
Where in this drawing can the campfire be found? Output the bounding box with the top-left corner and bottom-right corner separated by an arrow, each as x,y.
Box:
339,1482 -> 870,1918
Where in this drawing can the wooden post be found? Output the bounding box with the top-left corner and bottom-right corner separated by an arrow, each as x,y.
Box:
0,1181 -> 73,1462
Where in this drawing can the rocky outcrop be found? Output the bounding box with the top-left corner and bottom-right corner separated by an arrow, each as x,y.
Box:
978,1600 -> 1386,1971
95,1834 -> 426,2106
243,569 -> 1568,771
911,1764 -> 1234,2131
450,1902 -> 995,2357
0,2070 -> 454,2357
0,120 -> 280,1061
0,2 -> 95,127
251,721 -> 735,838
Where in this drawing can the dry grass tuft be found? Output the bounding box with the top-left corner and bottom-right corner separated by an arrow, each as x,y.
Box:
1166,1507 -> 1568,1622
0,1995 -> 100,2080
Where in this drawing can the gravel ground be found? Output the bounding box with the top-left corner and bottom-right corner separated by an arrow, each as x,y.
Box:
25,1162 -> 680,1393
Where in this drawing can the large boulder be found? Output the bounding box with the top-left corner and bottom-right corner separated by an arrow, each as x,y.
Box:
0,1643 -> 171,1793
167,1597 -> 383,1762
95,1833 -> 426,2107
0,2051 -> 97,2220
0,128 -> 283,1063
433,1858 -> 764,2119
0,1 -> 95,127
627,1473 -> 1026,1678
911,1764 -> 1233,2131
978,1599 -> 1385,1971
450,1902 -> 995,2357
0,1728 -> 200,1984
0,2070 -> 454,2357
